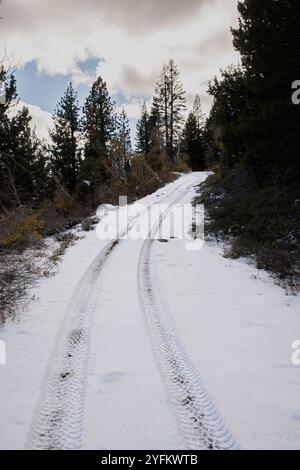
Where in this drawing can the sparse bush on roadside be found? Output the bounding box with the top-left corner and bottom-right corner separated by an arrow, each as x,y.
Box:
0,207 -> 47,322
52,186 -> 91,226
53,231 -> 79,245
0,207 -> 44,252
81,217 -> 99,232
255,248 -> 300,295
38,201 -> 69,236
50,231 -> 81,265
197,167 -> 300,294
0,205 -> 83,322
128,153 -> 177,199
49,247 -> 66,265
0,252 -> 41,323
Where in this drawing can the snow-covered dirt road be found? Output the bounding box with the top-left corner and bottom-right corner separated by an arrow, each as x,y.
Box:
0,172 -> 299,450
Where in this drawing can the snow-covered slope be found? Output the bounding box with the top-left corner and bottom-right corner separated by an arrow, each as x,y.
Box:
0,172 -> 299,450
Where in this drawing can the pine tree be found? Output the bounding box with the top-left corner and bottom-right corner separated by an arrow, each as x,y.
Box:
116,108 -> 131,160
0,67 -> 18,158
136,102 -> 151,154
148,98 -> 163,153
113,108 -> 131,178
0,66 -> 17,115
181,95 -> 206,170
0,68 -> 49,209
192,95 -> 205,131
207,66 -> 249,168
1,106 -> 49,208
154,59 -> 186,159
83,76 -> 116,162
202,0 -> 300,285
50,83 -> 81,193
231,0 -> 300,181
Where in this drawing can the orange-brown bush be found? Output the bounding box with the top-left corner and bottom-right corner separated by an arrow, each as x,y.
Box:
0,207 -> 44,251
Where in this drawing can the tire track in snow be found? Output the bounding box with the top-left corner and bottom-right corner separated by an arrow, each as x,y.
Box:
26,237 -> 120,450
26,183 -> 180,450
138,182 -> 239,450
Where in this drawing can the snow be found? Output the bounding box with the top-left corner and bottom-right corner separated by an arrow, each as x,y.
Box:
0,176 -> 188,450
154,185 -> 300,450
83,238 -> 184,450
0,227 -> 107,450
0,171 -> 299,450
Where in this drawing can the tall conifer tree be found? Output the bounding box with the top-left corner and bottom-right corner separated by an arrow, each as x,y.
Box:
182,95 -> 206,170
136,102 -> 150,154
83,76 -> 116,161
154,59 -> 186,159
50,83 -> 81,192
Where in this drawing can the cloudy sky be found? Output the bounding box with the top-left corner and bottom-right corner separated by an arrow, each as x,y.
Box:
0,0 -> 240,141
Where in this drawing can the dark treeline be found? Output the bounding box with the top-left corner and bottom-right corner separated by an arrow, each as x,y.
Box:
0,59 -> 206,245
0,59 -> 206,209
199,0 -> 300,292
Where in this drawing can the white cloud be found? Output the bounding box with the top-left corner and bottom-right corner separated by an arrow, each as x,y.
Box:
0,0 -> 240,117
10,101 -> 53,141
117,98 -> 152,119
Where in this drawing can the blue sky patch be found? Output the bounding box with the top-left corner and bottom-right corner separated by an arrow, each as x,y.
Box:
14,59 -> 143,142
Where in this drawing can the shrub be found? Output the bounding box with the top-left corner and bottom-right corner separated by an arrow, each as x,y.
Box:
174,159 -> 190,173
0,253 -> 40,323
81,217 -> 99,232
128,154 -> 177,199
0,207 -> 44,251
53,231 -> 79,245
198,167 -> 300,293
50,231 -> 81,265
